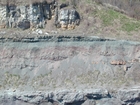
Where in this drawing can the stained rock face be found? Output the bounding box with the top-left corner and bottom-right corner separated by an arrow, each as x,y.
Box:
5,1 -> 53,29
56,9 -> 80,29
0,6 -> 7,28
0,1 -> 80,30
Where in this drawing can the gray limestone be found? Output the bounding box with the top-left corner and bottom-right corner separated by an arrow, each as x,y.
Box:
0,1 -> 80,29
0,88 -> 140,105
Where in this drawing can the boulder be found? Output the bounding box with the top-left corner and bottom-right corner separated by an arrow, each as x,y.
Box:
110,60 -> 126,65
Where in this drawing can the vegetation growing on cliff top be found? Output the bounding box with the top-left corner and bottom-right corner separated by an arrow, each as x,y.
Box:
74,0 -> 140,39
98,9 -> 140,32
0,0 -> 140,40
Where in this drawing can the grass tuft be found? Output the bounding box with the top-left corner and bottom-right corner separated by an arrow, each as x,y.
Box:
98,8 -> 140,32
99,9 -> 120,26
122,22 -> 140,32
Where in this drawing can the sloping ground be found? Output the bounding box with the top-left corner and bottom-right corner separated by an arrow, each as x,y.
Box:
0,1 -> 140,41
63,0 -> 140,40
94,0 -> 140,19
0,0 -> 139,105
0,0 -> 140,41
0,37 -> 139,104
38,0 -> 140,41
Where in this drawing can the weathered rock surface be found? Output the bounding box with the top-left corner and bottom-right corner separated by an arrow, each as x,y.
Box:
0,0 -> 80,30
55,9 -> 80,29
0,88 -> 140,105
0,36 -> 139,104
5,1 -> 53,29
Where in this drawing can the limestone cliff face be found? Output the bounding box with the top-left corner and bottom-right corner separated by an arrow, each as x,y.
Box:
0,0 -> 80,30
0,1 -> 54,29
0,36 -> 139,105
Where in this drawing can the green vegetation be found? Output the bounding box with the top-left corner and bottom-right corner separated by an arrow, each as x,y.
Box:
61,0 -> 66,3
98,8 -> 140,32
99,9 -> 120,26
86,0 -> 93,4
3,72 -> 21,88
122,22 -> 140,32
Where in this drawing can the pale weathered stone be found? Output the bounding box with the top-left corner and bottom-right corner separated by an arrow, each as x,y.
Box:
0,1 -> 80,30
57,9 -> 80,30
110,60 -> 126,65
0,1 -> 54,29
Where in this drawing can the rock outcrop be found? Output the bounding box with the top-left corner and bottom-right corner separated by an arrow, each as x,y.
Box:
0,88 -> 140,105
0,36 -> 139,104
55,9 -> 80,30
5,1 -> 54,29
0,0 -> 80,30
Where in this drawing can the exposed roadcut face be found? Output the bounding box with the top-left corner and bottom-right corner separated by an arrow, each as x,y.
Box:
0,37 -> 139,105
0,38 -> 139,91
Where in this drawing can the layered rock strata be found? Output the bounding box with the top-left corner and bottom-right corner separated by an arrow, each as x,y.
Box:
1,88 -> 140,105
0,36 -> 139,104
